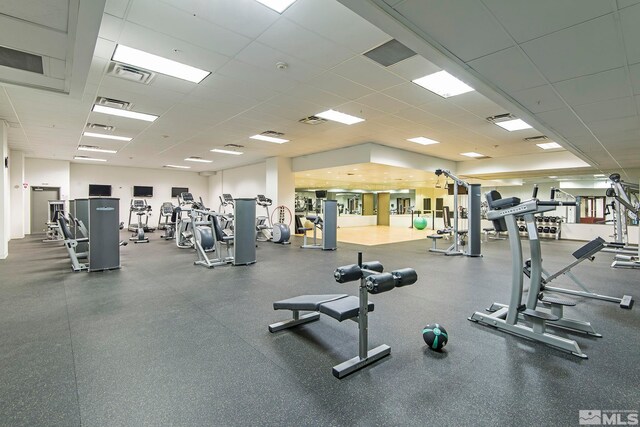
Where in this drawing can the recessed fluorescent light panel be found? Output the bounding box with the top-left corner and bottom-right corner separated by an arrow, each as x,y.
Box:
112,45 -> 210,83
83,131 -> 132,141
495,119 -> 532,131
407,137 -> 439,145
315,109 -> 365,125
460,152 -> 484,158
78,146 -> 117,154
250,134 -> 289,144
92,105 -> 158,122
412,70 -> 474,98
594,174 -> 606,177
548,176 -> 558,179
254,0 -> 297,13
164,164 -> 191,169
536,142 -> 562,150
211,149 -> 243,155
184,157 -> 212,163
74,156 -> 106,162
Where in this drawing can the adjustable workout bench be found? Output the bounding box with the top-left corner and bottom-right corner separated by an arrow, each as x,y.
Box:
269,253 -> 417,378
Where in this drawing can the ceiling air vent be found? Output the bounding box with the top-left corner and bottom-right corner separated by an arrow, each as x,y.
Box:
95,96 -> 131,110
86,123 -> 115,131
107,62 -> 155,84
523,135 -> 549,142
0,46 -> 43,74
486,113 -> 515,123
363,39 -> 416,67
260,130 -> 285,137
299,116 -> 328,125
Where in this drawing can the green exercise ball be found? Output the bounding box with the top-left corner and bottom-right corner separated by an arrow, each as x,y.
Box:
413,216 -> 428,230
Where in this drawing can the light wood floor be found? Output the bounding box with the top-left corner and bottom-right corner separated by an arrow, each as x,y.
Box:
301,225 -> 431,246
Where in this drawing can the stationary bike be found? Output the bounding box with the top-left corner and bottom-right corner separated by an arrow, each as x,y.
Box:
256,194 -> 291,244
129,199 -> 151,243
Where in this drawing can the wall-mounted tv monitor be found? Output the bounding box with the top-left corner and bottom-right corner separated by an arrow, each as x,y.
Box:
133,186 -> 153,197
171,187 -> 189,198
89,184 -> 112,197
315,190 -> 327,199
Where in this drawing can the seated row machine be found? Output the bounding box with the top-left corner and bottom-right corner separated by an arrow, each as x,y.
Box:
269,253 -> 417,378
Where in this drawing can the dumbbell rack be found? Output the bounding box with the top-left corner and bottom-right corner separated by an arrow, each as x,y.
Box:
516,215 -> 562,240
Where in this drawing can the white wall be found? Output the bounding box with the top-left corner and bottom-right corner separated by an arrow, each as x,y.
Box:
69,163 -> 209,224
0,121 -> 9,258
24,158 -> 70,234
9,150 -> 25,239
216,162 -> 266,200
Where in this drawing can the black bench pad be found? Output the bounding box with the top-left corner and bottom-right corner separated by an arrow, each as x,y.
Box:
540,296 -> 576,307
319,296 -> 374,322
273,294 -> 347,311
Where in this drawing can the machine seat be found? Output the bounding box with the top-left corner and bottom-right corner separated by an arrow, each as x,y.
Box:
273,294 -> 348,311
318,296 -> 374,322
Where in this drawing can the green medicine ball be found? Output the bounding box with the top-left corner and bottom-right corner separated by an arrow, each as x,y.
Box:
422,323 -> 448,351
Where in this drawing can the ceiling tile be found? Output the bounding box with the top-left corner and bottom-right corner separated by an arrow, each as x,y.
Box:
618,0 -> 640,8
285,0 -> 391,53
553,67 -> 632,106
309,71 -> 372,100
382,82 -> 442,107
520,14 -> 625,83
574,97 -> 637,123
469,47 -> 547,92
159,0 -> 277,39
216,59 -> 297,93
98,13 -> 122,42
481,0 -> 612,43
332,56 -> 404,91
127,0 -> 251,58
105,0 -> 130,18
234,41 -> 325,83
449,91 -> 507,118
536,108 -> 589,137
356,93 -> 409,114
393,0 -> 514,62
620,3 -> 640,65
257,17 -> 354,69
200,73 -> 278,102
387,55 -> 440,81
511,85 -> 566,113
283,84 -> 349,109
118,22 -> 231,73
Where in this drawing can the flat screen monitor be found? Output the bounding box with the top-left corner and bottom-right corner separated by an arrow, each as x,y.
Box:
171,187 -> 189,198
133,186 -> 153,197
89,184 -> 112,197
315,190 -> 327,199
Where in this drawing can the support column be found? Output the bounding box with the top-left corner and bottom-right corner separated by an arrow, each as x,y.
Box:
9,150 -> 25,239
0,121 -> 9,259
265,157 -> 295,217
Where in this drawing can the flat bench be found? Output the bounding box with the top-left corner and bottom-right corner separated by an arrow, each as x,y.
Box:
269,294 -> 374,332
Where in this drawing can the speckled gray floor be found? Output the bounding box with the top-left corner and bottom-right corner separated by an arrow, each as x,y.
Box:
0,232 -> 638,427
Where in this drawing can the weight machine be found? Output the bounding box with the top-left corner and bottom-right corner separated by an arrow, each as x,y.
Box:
606,173 -> 640,268
428,169 -> 481,257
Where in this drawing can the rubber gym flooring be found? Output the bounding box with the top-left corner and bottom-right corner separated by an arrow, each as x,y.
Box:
0,233 -> 638,427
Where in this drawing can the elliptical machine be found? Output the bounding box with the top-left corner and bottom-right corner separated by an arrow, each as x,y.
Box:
256,194 -> 291,244
129,199 -> 151,243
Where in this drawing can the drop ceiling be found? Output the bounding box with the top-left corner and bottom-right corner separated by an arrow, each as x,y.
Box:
0,0 -> 628,183
338,0 -> 640,182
